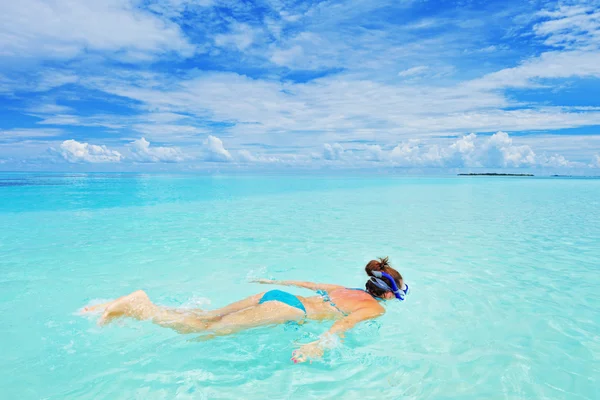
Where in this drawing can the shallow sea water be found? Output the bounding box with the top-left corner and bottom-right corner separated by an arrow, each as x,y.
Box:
0,173 -> 599,399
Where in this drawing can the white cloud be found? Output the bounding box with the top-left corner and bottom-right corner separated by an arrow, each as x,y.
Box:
360,132 -> 539,168
15,70 -> 81,92
443,132 -> 536,168
1,128 -> 63,141
146,0 -> 213,18
1,70 -> 80,94
237,150 -> 258,162
0,0 -> 195,61
54,139 -> 122,163
398,66 -> 429,77
390,140 -> 444,167
473,45 -> 501,53
323,143 -> 345,160
264,17 -> 283,39
451,133 -> 477,153
279,11 -> 302,23
592,154 -> 600,168
0,74 -> 12,94
468,51 -> 600,90
390,140 -> 423,163
204,135 -> 233,162
128,137 -> 185,163
35,70 -> 79,91
478,131 -> 536,168
538,154 -> 579,168
214,23 -> 257,51
237,149 -> 279,163
26,103 -> 74,115
130,122 -> 206,141
3,1 -> 600,170
534,6 -> 600,50
270,45 -> 304,66
80,69 -> 600,148
465,5 -> 600,92
37,114 -> 125,129
268,32 -> 335,69
365,145 -> 384,162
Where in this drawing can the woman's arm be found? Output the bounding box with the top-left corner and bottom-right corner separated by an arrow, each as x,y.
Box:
291,306 -> 384,363
252,278 -> 344,292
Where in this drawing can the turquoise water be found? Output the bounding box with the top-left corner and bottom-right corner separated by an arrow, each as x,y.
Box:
1,173 -> 599,399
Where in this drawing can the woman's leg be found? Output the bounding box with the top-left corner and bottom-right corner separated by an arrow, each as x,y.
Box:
96,290 -> 158,325
192,292 -> 266,319
147,291 -> 271,333
89,290 -> 280,334
203,302 -> 305,337
83,291 -> 266,319
93,290 -> 208,333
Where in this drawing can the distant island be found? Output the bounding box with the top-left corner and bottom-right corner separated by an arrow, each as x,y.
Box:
458,173 -> 534,176
551,175 -> 600,178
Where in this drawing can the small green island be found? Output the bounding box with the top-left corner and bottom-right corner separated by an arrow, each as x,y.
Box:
458,173 -> 534,176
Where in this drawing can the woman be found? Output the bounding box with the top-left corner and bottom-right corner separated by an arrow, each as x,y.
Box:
83,257 -> 408,363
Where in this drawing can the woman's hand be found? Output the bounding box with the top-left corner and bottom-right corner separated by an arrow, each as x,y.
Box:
291,341 -> 324,364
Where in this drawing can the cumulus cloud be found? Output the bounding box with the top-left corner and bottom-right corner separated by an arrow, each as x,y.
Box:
237,149 -> 279,163
365,145 -> 385,162
362,132 -> 539,168
444,133 -> 477,167
423,131 -> 536,168
592,154 -> 600,168
538,154 -> 578,168
204,135 -> 233,162
478,131 -> 536,167
4,2 -> 600,170
53,139 -> 122,163
390,140 -> 423,164
323,143 -> 345,160
128,137 -> 185,163
390,140 -> 444,167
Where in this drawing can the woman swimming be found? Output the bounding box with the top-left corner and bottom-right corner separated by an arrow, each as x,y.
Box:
82,257 -> 408,363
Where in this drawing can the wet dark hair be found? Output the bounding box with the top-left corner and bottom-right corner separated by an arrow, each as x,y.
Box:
364,257 -> 403,298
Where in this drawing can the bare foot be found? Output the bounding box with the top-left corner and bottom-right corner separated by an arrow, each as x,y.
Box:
98,290 -> 152,326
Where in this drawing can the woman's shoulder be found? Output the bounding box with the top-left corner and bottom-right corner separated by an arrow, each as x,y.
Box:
330,287 -> 370,296
330,288 -> 381,308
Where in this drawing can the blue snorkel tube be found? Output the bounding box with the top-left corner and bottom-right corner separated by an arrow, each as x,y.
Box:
371,271 -> 407,301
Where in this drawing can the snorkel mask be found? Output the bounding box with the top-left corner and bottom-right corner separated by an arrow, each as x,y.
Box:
370,271 -> 408,301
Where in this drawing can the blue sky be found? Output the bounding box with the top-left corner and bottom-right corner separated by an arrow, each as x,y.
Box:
1,0 -> 600,172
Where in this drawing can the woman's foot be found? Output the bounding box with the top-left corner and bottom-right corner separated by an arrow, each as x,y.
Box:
98,290 -> 153,326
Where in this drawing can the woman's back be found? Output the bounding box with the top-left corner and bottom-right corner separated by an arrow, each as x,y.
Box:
300,288 -> 383,320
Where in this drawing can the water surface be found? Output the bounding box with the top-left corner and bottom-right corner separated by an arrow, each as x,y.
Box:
1,173 -> 598,399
